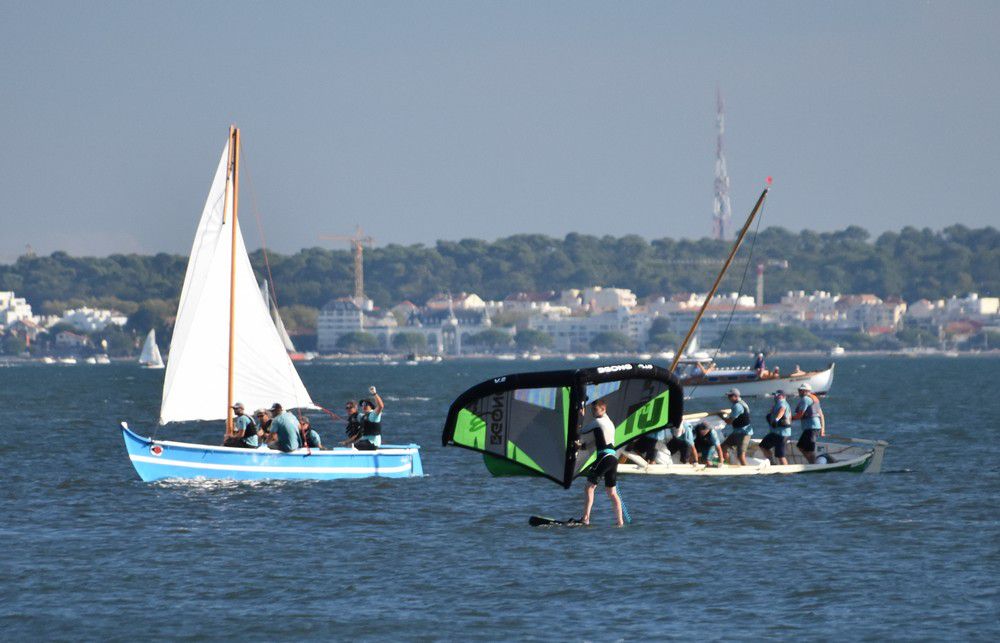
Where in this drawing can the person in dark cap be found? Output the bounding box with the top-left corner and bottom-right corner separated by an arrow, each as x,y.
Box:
352,386 -> 385,451
299,416 -> 325,449
266,402 -> 300,453
693,421 -> 723,465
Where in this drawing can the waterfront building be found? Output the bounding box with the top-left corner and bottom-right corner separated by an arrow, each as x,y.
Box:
527,307 -> 649,352
0,291 -> 34,326
61,307 -> 128,333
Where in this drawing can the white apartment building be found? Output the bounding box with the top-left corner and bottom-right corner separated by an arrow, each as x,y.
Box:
580,287 -> 637,313
61,307 -> 128,333
316,298 -> 365,352
527,307 -> 648,352
0,291 -> 34,326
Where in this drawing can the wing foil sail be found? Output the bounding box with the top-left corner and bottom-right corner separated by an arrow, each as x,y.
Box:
443,364 -> 683,488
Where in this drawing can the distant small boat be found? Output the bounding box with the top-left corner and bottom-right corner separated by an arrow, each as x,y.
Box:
638,353 -> 653,360
829,345 -> 845,356
95,354 -> 111,364
528,353 -> 541,361
84,356 -> 98,364
58,357 -> 77,365
585,353 -> 601,359
675,357 -> 835,399
41,356 -> 56,364
138,329 -> 165,369
496,353 -> 516,361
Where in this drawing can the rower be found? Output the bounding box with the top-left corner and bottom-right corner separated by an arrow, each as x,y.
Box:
792,382 -> 825,463
753,352 -> 767,377
693,421 -> 723,465
666,423 -> 697,464
719,388 -> 753,466
353,386 -> 384,451
759,389 -> 792,464
339,400 -> 363,446
267,403 -> 301,453
579,398 -> 624,526
223,402 -> 255,448
299,416 -> 324,449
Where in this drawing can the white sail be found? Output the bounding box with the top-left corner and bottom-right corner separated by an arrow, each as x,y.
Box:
139,329 -> 164,367
261,280 -> 297,353
159,138 -> 315,424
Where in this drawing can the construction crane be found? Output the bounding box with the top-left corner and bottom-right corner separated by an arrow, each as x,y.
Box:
320,225 -> 374,305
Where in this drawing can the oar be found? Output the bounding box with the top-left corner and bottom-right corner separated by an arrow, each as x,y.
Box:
682,408 -> 730,422
823,434 -> 889,447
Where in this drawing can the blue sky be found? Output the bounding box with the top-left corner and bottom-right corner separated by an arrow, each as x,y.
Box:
0,1 -> 997,261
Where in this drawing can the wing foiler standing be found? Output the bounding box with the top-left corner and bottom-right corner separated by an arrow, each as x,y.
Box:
577,398 -> 624,527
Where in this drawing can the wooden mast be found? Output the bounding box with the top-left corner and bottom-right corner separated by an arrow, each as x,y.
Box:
669,187 -> 769,373
225,126 -> 241,436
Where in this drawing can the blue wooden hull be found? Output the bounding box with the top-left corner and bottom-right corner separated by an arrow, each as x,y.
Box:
121,424 -> 423,482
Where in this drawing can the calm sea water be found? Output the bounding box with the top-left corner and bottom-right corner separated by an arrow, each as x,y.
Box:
1,356 -> 997,641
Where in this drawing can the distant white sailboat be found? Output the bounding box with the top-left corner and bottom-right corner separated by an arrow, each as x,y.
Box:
139,329 -> 165,369
260,280 -> 296,353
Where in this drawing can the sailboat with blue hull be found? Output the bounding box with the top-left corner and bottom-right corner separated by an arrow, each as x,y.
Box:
121,127 -> 422,481
121,424 -> 422,481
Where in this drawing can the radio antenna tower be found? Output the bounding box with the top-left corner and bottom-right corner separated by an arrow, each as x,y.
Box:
712,88 -> 733,240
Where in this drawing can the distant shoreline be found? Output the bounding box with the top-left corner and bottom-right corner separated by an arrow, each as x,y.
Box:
3,348 -> 999,366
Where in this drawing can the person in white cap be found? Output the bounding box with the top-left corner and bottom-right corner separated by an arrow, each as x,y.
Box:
791,382 -> 825,463
718,388 -> 753,466
760,390 -> 792,465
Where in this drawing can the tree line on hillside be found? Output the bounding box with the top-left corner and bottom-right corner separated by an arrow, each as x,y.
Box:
1,226 -> 996,328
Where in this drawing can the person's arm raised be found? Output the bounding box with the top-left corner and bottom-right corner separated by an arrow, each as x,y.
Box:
370,386 -> 385,414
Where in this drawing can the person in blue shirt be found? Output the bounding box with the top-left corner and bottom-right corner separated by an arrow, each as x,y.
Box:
719,388 -> 753,466
792,382 -> 825,463
222,402 -> 258,448
353,386 -> 385,451
666,423 -> 697,464
266,403 -> 301,453
299,416 -> 325,449
693,421 -> 723,465
759,390 -> 792,464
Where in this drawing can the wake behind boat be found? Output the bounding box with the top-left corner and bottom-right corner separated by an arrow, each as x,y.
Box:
121,127 -> 422,482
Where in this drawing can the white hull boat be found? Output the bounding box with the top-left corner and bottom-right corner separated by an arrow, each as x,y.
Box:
618,435 -> 886,476
679,362 -> 835,399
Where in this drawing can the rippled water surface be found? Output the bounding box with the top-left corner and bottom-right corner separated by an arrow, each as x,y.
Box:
1,356 -> 997,640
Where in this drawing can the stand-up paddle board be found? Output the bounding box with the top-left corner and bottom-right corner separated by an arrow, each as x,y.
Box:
529,516 -> 586,527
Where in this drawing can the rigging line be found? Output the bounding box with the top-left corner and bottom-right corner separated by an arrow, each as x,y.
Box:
238,146 -> 282,313
239,142 -> 305,419
685,201 -> 766,400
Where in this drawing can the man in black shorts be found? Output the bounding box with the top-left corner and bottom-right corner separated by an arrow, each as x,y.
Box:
579,399 -> 624,527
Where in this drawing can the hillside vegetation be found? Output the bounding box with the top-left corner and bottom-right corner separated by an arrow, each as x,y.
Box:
1,225 -> 995,319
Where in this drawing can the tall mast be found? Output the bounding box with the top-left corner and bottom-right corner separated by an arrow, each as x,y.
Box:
670,187 -> 768,373
225,126 -> 241,436
712,88 -> 733,240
